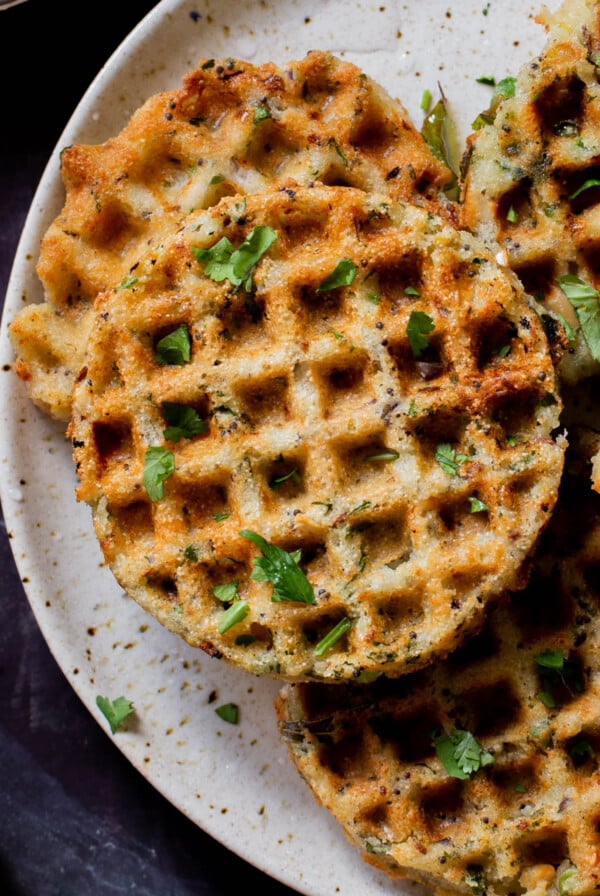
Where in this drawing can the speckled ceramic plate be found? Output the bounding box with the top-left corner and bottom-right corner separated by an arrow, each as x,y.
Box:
0,1 -> 562,893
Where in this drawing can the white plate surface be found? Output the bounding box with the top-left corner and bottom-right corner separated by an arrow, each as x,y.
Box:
0,1 -> 562,893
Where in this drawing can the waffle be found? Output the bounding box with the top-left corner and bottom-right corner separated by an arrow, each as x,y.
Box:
460,0 -> 600,387
276,432 -> 600,896
8,49 -> 455,422
68,184 -> 564,683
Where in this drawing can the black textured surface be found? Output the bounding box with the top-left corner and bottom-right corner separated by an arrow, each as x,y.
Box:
0,3 -> 300,894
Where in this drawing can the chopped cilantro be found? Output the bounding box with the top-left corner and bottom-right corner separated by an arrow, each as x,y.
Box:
118,275 -> 139,289
215,702 -> 239,724
314,617 -> 352,656
212,582 -> 239,603
569,178 -> 600,200
435,442 -> 468,476
434,728 -> 494,780
143,446 -> 175,501
192,225 -> 277,292
269,468 -> 301,488
420,89 -> 432,112
476,75 -> 496,85
404,285 -> 421,296
218,600 -> 249,634
407,310 -> 435,357
316,259 -> 357,292
252,103 -> 271,122
214,511 -> 231,522
183,543 -> 199,562
421,93 -> 459,199
471,76 -> 516,129
155,325 -> 191,365
365,450 -> 399,462
162,401 -> 208,442
535,648 -> 564,671
468,496 -> 489,513
96,695 -> 135,734
556,274 -> 600,360
240,530 -> 316,604
210,174 -> 225,185
506,205 -> 518,223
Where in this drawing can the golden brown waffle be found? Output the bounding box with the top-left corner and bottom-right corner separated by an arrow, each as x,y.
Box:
68,184 -> 564,682
8,49 -> 455,422
277,433 -> 600,896
460,0 -> 600,386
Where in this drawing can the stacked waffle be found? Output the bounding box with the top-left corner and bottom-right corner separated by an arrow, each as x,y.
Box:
9,2 -> 600,893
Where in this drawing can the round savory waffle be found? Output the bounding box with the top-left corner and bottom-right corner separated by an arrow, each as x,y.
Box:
69,184 -> 564,682
276,431 -> 600,896
461,0 -> 600,386
9,49 -> 455,422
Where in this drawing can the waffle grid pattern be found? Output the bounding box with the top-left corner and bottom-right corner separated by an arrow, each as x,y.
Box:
9,49 -> 454,421
460,0 -> 600,388
69,186 -> 564,682
277,445 -> 600,896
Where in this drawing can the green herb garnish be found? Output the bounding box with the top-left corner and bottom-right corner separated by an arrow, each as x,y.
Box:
316,259 -> 357,292
556,274 -> 600,361
569,178 -> 600,200
215,703 -> 239,724
96,695 -> 135,734
434,728 -> 494,780
162,401 -> 208,442
407,310 -> 435,357
471,76 -> 516,129
155,325 -> 191,365
212,582 -> 239,603
193,225 -> 277,292
218,600 -> 249,634
252,103 -> 271,122
183,543 -> 199,562
240,530 -> 316,604
118,275 -> 139,289
468,496 -> 489,513
143,446 -> 175,501
365,450 -> 399,462
314,617 -> 352,656
535,649 -> 564,671
435,442 -> 468,476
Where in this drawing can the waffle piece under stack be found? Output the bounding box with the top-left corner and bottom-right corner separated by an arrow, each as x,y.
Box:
276,434 -> 600,896
460,0 -> 600,386
69,184 -> 564,682
8,49 -> 455,423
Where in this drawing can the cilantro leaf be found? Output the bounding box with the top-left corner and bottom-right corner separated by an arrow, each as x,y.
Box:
155,325 -> 191,365
556,274 -> 600,361
316,259 -> 357,292
435,442 -> 468,476
407,310 -> 435,357
218,600 -> 249,634
314,617 -> 352,656
240,530 -> 316,604
193,225 -> 277,292
212,582 -> 239,603
96,695 -> 135,734
215,702 -> 239,724
252,103 -> 271,122
434,728 -> 494,780
468,496 -> 489,513
471,76 -> 516,129
569,178 -> 600,200
162,401 -> 208,442
143,446 -> 175,501
535,648 -> 564,671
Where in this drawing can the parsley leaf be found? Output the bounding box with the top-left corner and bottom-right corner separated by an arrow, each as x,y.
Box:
162,401 -> 208,442
407,310 -> 435,357
96,695 -> 135,734
316,259 -> 357,292
434,728 -> 494,779
192,225 -> 277,292
435,442 -> 468,476
240,530 -> 316,604
155,325 -> 191,365
143,446 -> 175,501
556,274 -> 600,361
569,178 -> 600,200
